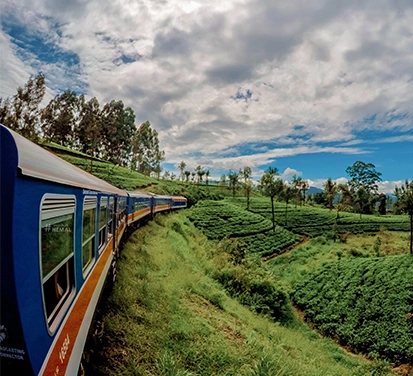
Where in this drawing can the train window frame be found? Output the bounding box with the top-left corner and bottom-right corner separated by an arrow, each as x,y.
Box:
98,196 -> 108,253
108,196 -> 115,236
82,196 -> 97,276
39,194 -> 76,335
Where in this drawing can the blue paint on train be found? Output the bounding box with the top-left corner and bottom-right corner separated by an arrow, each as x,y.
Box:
0,124 -> 187,375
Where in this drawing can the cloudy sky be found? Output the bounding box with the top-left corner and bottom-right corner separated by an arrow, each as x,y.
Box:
1,0 -> 412,192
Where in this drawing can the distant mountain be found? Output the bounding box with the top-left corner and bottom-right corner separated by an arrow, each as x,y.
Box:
307,186 -> 323,194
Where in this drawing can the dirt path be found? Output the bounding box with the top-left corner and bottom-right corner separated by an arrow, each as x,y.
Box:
262,235 -> 310,262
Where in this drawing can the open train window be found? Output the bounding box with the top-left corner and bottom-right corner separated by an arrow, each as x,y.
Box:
98,196 -> 108,252
117,196 -> 127,226
40,195 -> 75,333
83,196 -> 97,274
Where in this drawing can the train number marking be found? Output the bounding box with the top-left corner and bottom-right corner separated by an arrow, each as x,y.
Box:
59,334 -> 70,364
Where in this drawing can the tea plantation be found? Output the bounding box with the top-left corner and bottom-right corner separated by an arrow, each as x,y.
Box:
292,255 -> 413,365
229,197 -> 410,237
189,200 -> 299,255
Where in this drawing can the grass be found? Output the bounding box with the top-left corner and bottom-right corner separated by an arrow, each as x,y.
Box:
94,211 -> 389,375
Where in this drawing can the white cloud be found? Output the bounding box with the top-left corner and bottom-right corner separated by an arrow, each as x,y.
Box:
281,167 -> 302,179
1,0 -> 412,181
377,180 -> 405,194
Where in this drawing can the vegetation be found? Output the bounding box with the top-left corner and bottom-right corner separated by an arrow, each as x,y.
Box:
229,197 -> 410,237
292,255 -> 413,365
189,200 -> 273,239
394,180 -> 413,254
258,167 -> 283,231
94,212 -> 384,375
0,74 -> 165,176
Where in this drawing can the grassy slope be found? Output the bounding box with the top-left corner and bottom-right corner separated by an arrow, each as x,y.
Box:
94,211 -> 387,376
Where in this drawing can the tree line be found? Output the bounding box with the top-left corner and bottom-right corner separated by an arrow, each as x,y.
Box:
0,73 -> 164,176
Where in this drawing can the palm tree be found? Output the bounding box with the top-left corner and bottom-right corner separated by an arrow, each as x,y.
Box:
205,170 -> 210,185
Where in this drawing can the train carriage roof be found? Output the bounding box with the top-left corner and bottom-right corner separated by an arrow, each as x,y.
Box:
3,125 -> 126,195
172,196 -> 187,201
127,190 -> 153,198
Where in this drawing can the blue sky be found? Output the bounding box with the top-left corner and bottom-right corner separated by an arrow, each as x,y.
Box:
1,0 -> 412,192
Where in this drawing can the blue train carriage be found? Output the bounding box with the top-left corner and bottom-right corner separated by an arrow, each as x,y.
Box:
0,125 -> 128,375
126,191 -> 153,225
171,196 -> 188,210
153,194 -> 173,214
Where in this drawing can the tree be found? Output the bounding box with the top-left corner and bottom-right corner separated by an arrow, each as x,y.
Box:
300,180 -> 309,206
346,161 -> 382,193
259,167 -> 283,231
346,161 -> 382,214
0,73 -> 45,141
323,178 -> 337,211
281,182 -> 295,227
195,165 -> 204,184
244,180 -> 253,210
291,175 -> 303,208
227,171 -> 239,197
336,183 -> 353,219
240,166 -> 253,209
378,194 -> 387,215
394,180 -> 413,254
132,120 -> 165,174
76,96 -> 102,172
220,174 -> 227,186
41,90 -> 79,146
178,161 -> 186,182
101,100 -> 135,166
184,170 -> 191,183
239,166 -> 252,183
205,170 -> 210,185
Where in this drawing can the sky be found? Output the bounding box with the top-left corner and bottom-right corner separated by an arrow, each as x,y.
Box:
1,0 -> 412,193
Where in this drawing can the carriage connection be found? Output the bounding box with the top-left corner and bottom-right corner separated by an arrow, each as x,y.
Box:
0,124 -> 187,375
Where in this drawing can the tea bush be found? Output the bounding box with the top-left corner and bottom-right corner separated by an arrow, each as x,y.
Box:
292,255 -> 413,364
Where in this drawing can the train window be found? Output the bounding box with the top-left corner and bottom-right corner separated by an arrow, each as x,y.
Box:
98,197 -> 108,251
117,196 -> 127,225
108,197 -> 115,235
40,195 -> 75,332
82,196 -> 97,273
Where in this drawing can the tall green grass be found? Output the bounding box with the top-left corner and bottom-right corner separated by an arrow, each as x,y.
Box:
94,212 -> 388,375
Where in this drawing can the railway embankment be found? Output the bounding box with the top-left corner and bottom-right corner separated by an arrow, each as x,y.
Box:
94,210 -> 391,375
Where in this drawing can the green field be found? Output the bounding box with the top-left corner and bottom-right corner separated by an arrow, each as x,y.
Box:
228,197 -> 410,237
189,200 -> 299,256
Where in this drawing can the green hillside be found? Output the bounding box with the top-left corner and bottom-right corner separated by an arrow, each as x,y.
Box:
228,197 -> 410,237
189,200 -> 300,257
292,255 -> 413,365
94,212 -> 385,375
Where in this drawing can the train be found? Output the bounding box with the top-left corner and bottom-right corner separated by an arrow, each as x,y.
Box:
0,124 -> 187,375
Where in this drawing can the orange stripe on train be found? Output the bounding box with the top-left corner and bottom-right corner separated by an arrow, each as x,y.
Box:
41,238 -> 113,375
